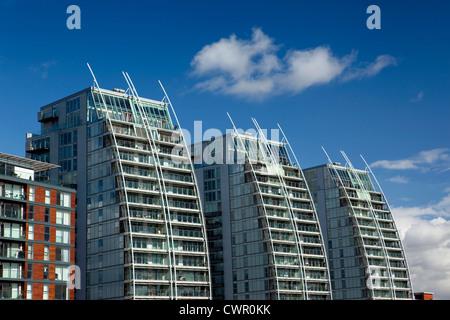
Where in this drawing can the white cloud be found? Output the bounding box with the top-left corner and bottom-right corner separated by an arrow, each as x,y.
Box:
410,90 -> 424,103
27,60 -> 57,80
276,46 -> 354,94
392,193 -> 450,299
388,175 -> 409,183
371,148 -> 450,171
341,54 -> 397,82
190,28 -> 396,99
371,159 -> 418,170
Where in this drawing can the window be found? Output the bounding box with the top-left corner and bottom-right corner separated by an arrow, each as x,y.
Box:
54,284 -> 67,300
55,247 -> 69,262
43,265 -> 49,280
55,267 -> 68,281
43,284 -> 49,300
3,183 -> 22,199
27,244 -> 33,259
56,210 -> 70,226
26,283 -> 33,300
205,191 -> 216,202
44,246 -> 49,261
28,205 -> 34,220
56,229 -> 70,244
58,192 -> 72,208
44,226 -> 50,242
45,189 -> 51,204
29,186 -> 35,201
27,263 -> 33,279
1,262 -> 20,278
60,192 -> 71,208
45,208 -> 50,223
28,224 -> 34,240
66,97 -> 80,113
2,223 -> 22,239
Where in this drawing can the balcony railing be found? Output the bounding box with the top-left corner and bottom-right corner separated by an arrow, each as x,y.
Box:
0,209 -> 24,220
38,109 -> 59,122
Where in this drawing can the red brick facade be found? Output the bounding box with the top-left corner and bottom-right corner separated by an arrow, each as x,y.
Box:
21,184 -> 76,300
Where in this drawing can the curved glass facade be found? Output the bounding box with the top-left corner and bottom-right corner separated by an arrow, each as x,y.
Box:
304,162 -> 413,300
85,88 -> 211,299
195,132 -> 332,300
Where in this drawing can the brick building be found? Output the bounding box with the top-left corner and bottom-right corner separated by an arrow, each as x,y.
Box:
0,152 -> 76,299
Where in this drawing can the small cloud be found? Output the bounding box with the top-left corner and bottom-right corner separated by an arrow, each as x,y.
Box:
28,60 -> 57,80
341,54 -> 397,82
410,90 -> 424,103
389,175 -> 409,183
440,167 -> 450,174
371,148 -> 450,172
371,159 -> 418,170
190,28 -> 397,99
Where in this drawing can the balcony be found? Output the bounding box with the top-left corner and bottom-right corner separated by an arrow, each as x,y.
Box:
38,108 -> 58,123
176,286 -> 210,299
0,208 -> 24,220
26,139 -> 50,154
0,229 -> 25,241
171,227 -> 204,239
129,224 -> 166,237
168,200 -> 198,211
171,213 -> 201,225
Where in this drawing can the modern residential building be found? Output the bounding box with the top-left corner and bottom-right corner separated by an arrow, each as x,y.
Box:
25,79 -> 211,299
303,155 -> 414,300
0,152 -> 76,300
191,127 -> 332,300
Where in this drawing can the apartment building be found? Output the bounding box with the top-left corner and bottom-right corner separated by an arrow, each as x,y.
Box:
0,152 -> 76,300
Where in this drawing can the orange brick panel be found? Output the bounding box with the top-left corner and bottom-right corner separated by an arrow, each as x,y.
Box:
33,283 -> 43,300
34,225 -> 44,242
34,243 -> 44,261
35,186 -> 45,204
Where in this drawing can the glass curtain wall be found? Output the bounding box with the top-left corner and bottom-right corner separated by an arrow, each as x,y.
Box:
85,88 -> 211,300
229,134 -> 331,300
324,164 -> 413,300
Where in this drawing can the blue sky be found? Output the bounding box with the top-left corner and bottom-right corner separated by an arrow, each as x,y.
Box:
1,0 -> 449,298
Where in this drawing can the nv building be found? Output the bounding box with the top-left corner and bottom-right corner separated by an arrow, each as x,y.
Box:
0,152 -> 76,300
191,127 -> 332,300
303,156 -> 414,300
25,83 -> 211,300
